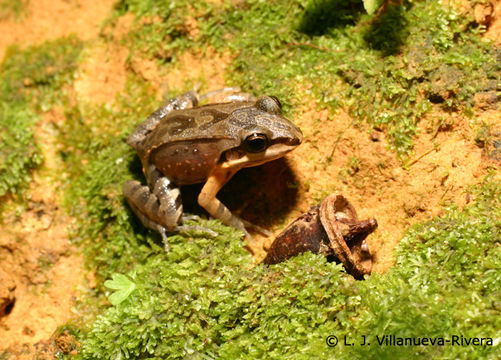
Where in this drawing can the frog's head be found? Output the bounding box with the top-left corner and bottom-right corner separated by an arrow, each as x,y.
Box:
224,95 -> 303,168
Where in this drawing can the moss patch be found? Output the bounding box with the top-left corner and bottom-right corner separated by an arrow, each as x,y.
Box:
78,176 -> 500,359
0,36 -> 82,203
0,103 -> 41,198
1,36 -> 83,110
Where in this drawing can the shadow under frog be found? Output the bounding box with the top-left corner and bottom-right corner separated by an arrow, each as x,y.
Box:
183,157 -> 300,230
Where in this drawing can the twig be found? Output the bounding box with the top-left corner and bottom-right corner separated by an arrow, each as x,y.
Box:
407,147 -> 437,167
440,185 -> 453,201
329,126 -> 351,159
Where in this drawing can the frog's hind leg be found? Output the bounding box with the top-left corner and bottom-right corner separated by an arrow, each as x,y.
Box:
145,165 -> 217,236
199,87 -> 256,103
123,179 -> 182,252
124,166 -> 217,251
127,91 -> 201,149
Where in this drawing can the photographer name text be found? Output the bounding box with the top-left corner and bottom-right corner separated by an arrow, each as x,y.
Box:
326,335 -> 494,347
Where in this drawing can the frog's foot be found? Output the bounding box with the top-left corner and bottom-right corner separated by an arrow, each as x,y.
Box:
180,215 -> 219,237
177,225 -> 218,238
241,219 -> 272,237
136,222 -> 217,253
158,225 -> 217,252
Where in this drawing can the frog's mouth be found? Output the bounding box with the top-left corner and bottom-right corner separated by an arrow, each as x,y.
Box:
221,142 -> 299,169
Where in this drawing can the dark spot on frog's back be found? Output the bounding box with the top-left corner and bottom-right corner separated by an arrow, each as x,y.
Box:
198,109 -> 230,130
143,115 -> 196,151
168,115 -> 196,134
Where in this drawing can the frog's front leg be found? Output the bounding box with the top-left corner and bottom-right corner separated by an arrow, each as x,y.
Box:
198,165 -> 271,241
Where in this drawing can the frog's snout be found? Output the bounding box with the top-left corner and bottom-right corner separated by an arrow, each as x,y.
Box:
274,126 -> 302,147
291,125 -> 303,146
288,135 -> 302,146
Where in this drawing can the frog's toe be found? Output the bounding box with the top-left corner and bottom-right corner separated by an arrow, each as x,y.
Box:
157,226 -> 170,252
181,214 -> 200,222
242,220 -> 272,237
177,224 -> 218,238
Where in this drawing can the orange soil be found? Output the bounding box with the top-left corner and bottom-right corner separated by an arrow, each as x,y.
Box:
0,0 -> 115,60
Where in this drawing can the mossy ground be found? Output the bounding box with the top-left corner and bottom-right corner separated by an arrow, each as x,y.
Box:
80,175 -> 501,359
0,0 -> 499,358
0,36 -> 81,208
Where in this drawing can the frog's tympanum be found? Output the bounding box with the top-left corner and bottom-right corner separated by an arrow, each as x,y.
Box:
123,89 -> 302,250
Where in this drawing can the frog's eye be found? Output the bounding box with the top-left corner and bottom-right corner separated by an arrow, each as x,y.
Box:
244,133 -> 269,153
256,96 -> 282,115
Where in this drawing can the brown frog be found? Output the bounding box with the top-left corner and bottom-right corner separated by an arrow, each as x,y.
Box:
123,88 -> 302,250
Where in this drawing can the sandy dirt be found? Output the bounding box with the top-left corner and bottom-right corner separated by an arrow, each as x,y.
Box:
484,0 -> 501,44
0,0 -> 115,60
0,109 -> 85,353
0,0 -> 499,357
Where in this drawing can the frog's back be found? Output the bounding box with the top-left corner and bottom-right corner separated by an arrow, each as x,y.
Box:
143,101 -> 250,148
139,101 -> 249,185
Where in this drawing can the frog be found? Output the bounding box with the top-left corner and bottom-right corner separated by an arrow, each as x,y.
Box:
123,87 -> 303,251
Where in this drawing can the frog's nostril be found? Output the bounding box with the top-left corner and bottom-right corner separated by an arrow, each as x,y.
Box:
295,131 -> 303,145
288,137 -> 301,146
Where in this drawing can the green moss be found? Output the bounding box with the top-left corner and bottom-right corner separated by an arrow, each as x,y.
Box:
81,239 -> 349,359
0,102 -> 41,198
1,36 -> 83,110
0,37 -> 82,201
78,176 -> 500,359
